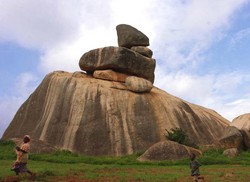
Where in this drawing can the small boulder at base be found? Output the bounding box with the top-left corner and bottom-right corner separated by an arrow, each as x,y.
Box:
137,140 -> 201,162
223,148 -> 239,157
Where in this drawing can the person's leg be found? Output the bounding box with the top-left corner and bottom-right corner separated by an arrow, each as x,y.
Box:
14,169 -> 19,175
198,176 -> 204,181
27,169 -> 33,175
194,175 -> 198,182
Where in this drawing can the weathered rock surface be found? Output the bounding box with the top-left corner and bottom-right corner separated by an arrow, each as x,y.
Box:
125,76 -> 153,93
231,113 -> 250,130
137,141 -> 202,161
219,126 -> 243,149
240,129 -> 250,149
131,46 -> 153,58
79,46 -> 155,83
2,71 -> 229,156
93,69 -> 129,82
116,24 -> 149,48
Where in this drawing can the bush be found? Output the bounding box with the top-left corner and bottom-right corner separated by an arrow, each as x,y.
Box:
165,128 -> 187,144
164,128 -> 199,148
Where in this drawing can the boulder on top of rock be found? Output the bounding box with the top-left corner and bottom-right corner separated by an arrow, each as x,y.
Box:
137,140 -> 201,162
131,46 -> 153,58
116,24 -> 149,48
125,76 -> 153,93
219,126 -> 243,149
79,46 -> 155,83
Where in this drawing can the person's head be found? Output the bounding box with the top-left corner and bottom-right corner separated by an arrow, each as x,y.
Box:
190,153 -> 196,161
23,135 -> 30,143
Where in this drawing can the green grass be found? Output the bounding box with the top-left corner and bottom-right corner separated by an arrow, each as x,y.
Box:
1,140 -> 250,181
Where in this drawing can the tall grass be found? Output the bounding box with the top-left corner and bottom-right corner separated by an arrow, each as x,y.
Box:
1,140 -> 250,181
1,139 -> 250,166
0,140 -> 16,160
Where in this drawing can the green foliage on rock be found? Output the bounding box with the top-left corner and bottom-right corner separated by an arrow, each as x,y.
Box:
165,128 -> 187,144
165,128 -> 198,148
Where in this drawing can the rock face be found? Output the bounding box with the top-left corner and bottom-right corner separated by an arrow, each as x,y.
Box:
125,76 -> 153,93
93,70 -> 129,82
137,141 -> 201,161
219,126 -> 243,149
2,71 -> 229,156
231,113 -> 250,130
2,24 -> 230,156
240,129 -> 250,149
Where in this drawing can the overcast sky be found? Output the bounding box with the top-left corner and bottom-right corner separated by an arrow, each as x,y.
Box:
1,0 -> 250,137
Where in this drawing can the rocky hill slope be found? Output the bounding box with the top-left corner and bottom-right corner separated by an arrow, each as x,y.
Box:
2,24 -> 230,156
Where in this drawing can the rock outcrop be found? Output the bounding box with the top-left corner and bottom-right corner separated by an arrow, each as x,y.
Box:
229,114 -> 250,150
2,24 -> 230,156
231,113 -> 250,130
240,129 -> 250,149
2,71 -> 229,156
219,126 -> 243,149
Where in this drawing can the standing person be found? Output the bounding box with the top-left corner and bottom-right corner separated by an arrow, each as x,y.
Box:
11,135 -> 33,176
189,153 -> 204,182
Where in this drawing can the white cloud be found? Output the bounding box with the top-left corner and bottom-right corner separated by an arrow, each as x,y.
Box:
220,96 -> 250,121
150,0 -> 248,69
14,73 -> 39,97
0,0 -> 112,50
155,67 -> 250,121
230,28 -> 250,46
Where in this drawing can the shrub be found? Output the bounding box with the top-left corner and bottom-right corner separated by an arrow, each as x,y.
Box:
165,128 -> 187,144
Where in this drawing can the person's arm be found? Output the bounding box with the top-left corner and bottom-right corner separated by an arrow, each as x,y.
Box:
16,146 -> 28,153
16,151 -> 22,162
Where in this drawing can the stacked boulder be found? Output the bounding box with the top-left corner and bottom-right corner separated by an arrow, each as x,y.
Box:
79,24 -> 155,93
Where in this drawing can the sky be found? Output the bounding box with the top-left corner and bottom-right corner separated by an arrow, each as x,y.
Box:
0,0 -> 250,138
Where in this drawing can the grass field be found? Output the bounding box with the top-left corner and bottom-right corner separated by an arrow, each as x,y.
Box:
0,140 -> 250,181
